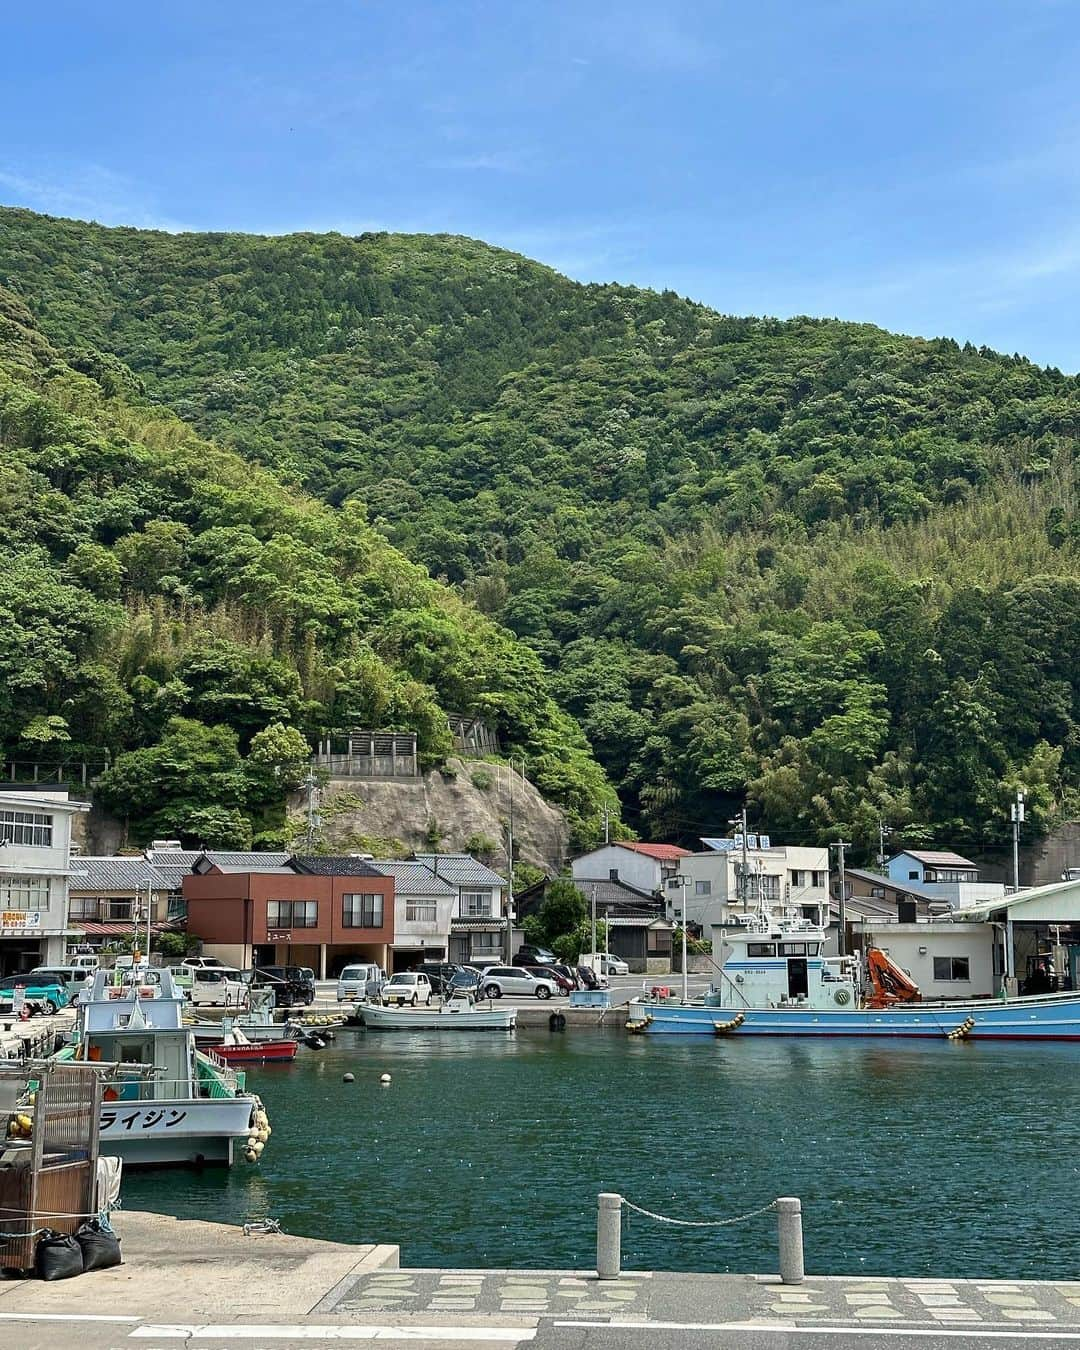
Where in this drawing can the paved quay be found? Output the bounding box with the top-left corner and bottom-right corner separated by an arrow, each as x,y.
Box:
4,1212 -> 1080,1348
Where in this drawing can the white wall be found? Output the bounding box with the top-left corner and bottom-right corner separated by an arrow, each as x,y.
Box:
855,922 -> 995,998
571,845 -> 662,896
0,791 -> 86,963
676,845 -> 830,931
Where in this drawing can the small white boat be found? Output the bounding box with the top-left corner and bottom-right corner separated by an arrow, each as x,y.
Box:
361,996 -> 516,1031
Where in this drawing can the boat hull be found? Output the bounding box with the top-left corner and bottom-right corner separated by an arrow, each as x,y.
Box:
216,1039 -> 297,1063
97,1095 -> 256,1166
629,992 -> 1080,1039
360,1004 -> 516,1031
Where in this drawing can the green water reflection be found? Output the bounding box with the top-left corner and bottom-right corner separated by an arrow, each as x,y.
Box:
121,1029 -> 1080,1277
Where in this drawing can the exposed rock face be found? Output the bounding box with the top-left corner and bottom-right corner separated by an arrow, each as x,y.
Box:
301,758 -> 567,871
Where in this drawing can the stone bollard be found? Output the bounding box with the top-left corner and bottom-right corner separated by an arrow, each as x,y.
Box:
776,1196 -> 804,1284
596,1193 -> 622,1280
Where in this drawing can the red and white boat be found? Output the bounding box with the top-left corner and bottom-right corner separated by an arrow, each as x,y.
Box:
215,1029 -> 298,1063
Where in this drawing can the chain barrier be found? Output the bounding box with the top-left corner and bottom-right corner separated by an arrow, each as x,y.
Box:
621,1197 -> 779,1228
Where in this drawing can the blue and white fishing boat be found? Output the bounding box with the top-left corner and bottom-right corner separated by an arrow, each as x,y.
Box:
628,908 -> 1080,1040
56,963 -> 266,1165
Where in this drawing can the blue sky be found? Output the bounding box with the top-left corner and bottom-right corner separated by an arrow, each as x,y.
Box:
4,1 -> 1080,369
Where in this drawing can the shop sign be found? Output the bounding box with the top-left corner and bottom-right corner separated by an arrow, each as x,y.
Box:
1,910 -> 42,931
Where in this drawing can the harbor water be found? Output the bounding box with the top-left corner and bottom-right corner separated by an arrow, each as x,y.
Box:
123,1028 -> 1080,1277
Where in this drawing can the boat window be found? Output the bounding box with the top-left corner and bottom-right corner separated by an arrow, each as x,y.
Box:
807,944 -> 820,956
780,943 -> 807,956
746,942 -> 776,957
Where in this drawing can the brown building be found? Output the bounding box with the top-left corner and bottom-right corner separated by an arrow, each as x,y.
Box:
183,856 -> 394,978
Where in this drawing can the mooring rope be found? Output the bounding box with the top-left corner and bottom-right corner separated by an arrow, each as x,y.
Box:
621,1196 -> 779,1228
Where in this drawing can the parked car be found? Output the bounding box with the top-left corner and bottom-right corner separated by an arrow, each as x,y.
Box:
248,965 -> 316,1008
336,963 -> 385,1002
0,974 -> 70,1015
30,965 -> 94,998
481,967 -> 559,1000
513,945 -> 558,966
382,972 -> 433,1006
445,966 -> 483,997
595,954 -> 629,976
189,968 -> 247,1006
576,964 -> 608,991
181,956 -> 229,971
521,964 -> 575,993
414,961 -> 463,995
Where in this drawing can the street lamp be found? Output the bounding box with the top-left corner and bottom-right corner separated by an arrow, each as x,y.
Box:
669,874 -> 690,1005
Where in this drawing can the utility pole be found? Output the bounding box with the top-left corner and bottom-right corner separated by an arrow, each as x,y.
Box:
505,761 -> 516,965
833,839 -> 851,957
1010,790 -> 1025,893
304,769 -> 321,852
602,804 -> 610,846
590,884 -> 597,967
672,874 -> 689,1005
730,807 -> 749,913
877,819 -> 888,874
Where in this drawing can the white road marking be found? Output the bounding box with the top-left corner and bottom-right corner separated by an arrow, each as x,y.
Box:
0,1312 -> 141,1323
556,1321 -> 1080,1340
130,1327 -> 535,1342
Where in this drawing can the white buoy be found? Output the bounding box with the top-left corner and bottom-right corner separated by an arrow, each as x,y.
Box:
343,1072 -> 355,1083
380,1073 -> 391,1085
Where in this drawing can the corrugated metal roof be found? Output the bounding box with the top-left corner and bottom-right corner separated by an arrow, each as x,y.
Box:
449,918 -> 507,932
70,920 -> 177,936
617,842 -> 691,861
893,849 -> 978,868
412,854 -> 507,887
566,877 -> 660,909
371,861 -> 456,895
606,915 -> 674,929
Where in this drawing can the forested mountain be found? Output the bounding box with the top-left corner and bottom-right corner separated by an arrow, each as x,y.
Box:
0,280 -> 613,849
2,205 -> 1079,854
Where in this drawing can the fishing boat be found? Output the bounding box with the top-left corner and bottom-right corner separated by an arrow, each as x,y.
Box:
55,963 -> 265,1165
215,1027 -> 298,1064
627,907 -> 1080,1040
360,995 -> 516,1031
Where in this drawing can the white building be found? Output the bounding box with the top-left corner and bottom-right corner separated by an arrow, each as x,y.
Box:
0,788 -> 89,974
412,854 -> 509,966
672,841 -> 831,933
373,859 -> 456,971
885,849 -> 1006,910
851,921 -> 996,999
570,842 -> 692,897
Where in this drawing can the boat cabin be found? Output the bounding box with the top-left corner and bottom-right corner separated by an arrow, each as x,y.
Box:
709,911 -> 859,1010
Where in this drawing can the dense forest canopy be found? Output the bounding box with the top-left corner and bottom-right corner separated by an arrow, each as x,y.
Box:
2,205 -> 1079,855
0,279 -> 614,850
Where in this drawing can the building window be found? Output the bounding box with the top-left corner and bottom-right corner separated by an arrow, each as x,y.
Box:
933,956 -> 971,981
0,810 -> 53,848
870,886 -> 885,899
343,893 -> 383,928
266,899 -> 317,929
908,870 -> 919,881
789,870 -> 805,887
811,871 -> 827,888
694,880 -> 711,895
405,901 -> 436,923
461,890 -> 492,917
0,875 -> 49,911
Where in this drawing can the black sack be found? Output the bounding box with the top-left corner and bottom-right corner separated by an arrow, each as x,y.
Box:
34,1229 -> 84,1281
75,1219 -> 122,1271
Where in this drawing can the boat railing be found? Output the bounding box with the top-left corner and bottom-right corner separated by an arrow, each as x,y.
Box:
198,1049 -> 240,1095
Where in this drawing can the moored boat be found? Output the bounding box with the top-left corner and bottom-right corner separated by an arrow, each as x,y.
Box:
55,963 -> 266,1165
361,995 -> 516,1031
628,908 -> 1080,1040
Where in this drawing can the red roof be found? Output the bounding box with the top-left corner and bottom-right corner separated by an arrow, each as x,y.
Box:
617,842 -> 691,861
72,921 -> 176,937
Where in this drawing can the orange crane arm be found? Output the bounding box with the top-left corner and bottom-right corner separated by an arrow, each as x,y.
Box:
865,947 -> 921,1008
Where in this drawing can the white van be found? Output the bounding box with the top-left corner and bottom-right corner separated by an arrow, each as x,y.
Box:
336,963 -> 385,1002
189,968 -> 247,1007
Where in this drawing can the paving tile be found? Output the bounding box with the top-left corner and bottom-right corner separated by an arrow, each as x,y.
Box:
985,1293 -> 1039,1307
852,1307 -> 904,1320
917,1294 -> 965,1306
845,1292 -> 896,1305
930,1308 -> 982,1322
769,1303 -> 831,1315
1002,1310 -> 1056,1322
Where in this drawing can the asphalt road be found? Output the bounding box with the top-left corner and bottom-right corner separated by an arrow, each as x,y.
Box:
5,1312 -> 1080,1350
311,974 -> 715,1012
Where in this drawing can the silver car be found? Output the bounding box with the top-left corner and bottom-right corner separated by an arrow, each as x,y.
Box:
481,967 -> 558,999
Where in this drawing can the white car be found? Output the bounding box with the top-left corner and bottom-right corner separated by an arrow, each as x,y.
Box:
382,972 -> 432,1007
337,963 -> 385,1002
188,968 -> 247,1006
481,967 -> 559,1000
181,957 -> 229,971
596,954 -> 629,976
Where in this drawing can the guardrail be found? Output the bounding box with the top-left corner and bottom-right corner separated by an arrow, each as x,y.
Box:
596,1192 -> 804,1283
